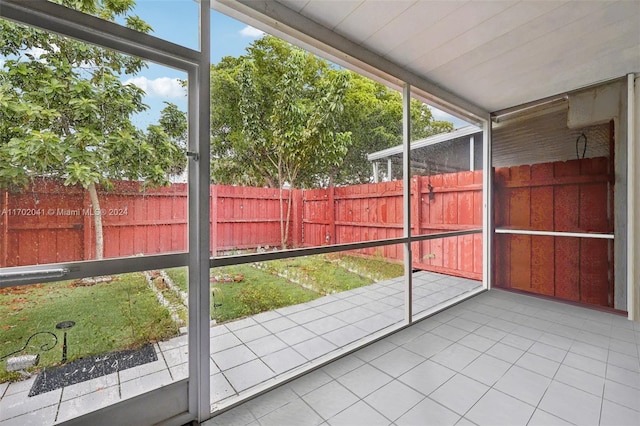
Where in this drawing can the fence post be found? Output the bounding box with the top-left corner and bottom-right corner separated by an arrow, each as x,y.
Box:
83,190 -> 93,260
1,190 -> 8,267
411,176 -> 422,264
328,186 -> 336,245
210,185 -> 217,257
290,189 -> 303,248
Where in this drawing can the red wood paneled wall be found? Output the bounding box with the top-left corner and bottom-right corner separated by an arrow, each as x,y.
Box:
494,157 -> 613,307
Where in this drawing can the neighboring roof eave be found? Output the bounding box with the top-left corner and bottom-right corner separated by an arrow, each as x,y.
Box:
367,125 -> 482,162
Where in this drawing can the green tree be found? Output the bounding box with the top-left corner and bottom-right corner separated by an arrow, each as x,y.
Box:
211,36 -> 352,248
210,37 -> 453,189
330,73 -> 454,185
0,0 -> 186,259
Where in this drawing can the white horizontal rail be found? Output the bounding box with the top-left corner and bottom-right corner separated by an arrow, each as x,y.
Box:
495,228 -> 614,240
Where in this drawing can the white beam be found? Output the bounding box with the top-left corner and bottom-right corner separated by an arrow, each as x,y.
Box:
496,229 -> 614,239
469,135 -> 475,171
402,84 -> 412,323
0,0 -> 200,69
628,73 -> 638,321
188,0 -> 211,421
483,117 -> 493,290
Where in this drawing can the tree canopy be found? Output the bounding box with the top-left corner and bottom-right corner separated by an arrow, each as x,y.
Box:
211,36 -> 353,246
210,36 -> 352,190
210,35 -> 454,188
0,0 -> 186,258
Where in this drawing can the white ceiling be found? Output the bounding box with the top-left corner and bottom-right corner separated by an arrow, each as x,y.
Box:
229,0 -> 640,115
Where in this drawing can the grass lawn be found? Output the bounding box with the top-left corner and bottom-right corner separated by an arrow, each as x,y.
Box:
167,253 -> 403,324
258,255 -> 373,294
164,267 -> 187,293
210,265 -> 318,323
0,273 -> 178,383
0,254 -> 400,384
327,253 -> 404,281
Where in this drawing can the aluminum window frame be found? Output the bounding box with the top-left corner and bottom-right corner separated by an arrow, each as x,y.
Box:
202,11 -> 492,418
1,0 -> 494,423
0,0 -> 211,423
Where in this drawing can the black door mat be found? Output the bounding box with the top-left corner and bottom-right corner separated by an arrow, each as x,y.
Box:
29,344 -> 157,396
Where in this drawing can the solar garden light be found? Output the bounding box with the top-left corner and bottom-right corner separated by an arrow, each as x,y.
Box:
55,321 -> 75,363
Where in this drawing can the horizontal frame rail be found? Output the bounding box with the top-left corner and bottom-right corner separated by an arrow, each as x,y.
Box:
495,228 -> 614,239
0,267 -> 70,282
0,0 -> 200,70
211,228 -> 482,268
0,253 -> 188,288
1,230 -> 484,288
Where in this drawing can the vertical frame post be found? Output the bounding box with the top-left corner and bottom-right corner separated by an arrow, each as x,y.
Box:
482,116 -> 493,290
469,135 -> 475,171
188,0 -> 211,421
627,73 -> 638,321
403,83 -> 413,323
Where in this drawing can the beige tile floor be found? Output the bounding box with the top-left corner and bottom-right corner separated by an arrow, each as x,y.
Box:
204,289 -> 640,426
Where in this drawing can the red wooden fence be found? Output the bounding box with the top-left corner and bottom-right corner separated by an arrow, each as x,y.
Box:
2,160 -> 614,308
411,171 -> 483,280
214,185 -> 292,252
301,173 -> 483,280
2,173 -> 482,282
302,180 -> 404,261
493,157 -> 613,307
1,180 -> 188,266
2,180 -> 86,266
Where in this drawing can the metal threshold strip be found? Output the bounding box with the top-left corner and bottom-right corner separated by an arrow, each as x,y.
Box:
495,228 -> 614,240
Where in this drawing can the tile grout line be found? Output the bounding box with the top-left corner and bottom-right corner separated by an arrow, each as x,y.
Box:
53,383 -> 64,424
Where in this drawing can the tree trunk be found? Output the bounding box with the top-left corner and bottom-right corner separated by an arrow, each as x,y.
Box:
328,173 -> 335,189
87,182 -> 104,260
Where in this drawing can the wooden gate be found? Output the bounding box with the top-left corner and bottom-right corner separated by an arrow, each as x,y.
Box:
411,171 -> 483,280
493,157 -> 614,307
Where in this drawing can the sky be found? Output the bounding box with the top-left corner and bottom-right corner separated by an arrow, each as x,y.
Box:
123,0 -> 262,128
125,1 -> 469,130
13,0 -> 466,131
